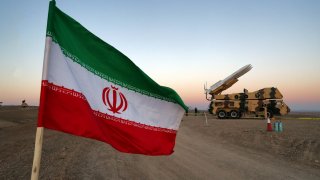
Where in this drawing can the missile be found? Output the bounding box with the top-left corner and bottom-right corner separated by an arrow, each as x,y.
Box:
205,64 -> 252,96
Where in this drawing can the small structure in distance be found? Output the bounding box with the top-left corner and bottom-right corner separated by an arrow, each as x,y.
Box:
21,100 -> 28,108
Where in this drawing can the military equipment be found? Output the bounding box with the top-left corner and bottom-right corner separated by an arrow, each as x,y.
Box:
205,64 -> 290,119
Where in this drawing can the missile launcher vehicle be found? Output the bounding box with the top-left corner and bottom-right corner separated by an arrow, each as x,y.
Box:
205,64 -> 290,119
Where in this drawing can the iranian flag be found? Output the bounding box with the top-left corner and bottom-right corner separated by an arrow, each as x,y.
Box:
38,1 -> 187,155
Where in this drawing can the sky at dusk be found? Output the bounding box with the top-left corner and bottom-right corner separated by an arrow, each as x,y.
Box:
0,0 -> 319,111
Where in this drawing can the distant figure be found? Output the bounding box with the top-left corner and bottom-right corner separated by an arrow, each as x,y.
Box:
21,100 -> 28,108
186,109 -> 188,116
195,107 -> 198,116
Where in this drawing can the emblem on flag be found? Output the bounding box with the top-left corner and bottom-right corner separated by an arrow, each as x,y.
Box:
102,86 -> 128,114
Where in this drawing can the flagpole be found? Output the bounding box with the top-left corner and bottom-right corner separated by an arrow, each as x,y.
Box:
31,127 -> 44,180
31,0 -> 55,178
31,35 -> 52,180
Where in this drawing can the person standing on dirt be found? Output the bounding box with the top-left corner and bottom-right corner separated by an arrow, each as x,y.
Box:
195,107 -> 198,116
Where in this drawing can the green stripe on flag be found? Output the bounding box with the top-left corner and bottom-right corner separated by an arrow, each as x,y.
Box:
46,1 -> 187,110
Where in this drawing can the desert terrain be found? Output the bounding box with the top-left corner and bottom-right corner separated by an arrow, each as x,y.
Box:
0,106 -> 320,179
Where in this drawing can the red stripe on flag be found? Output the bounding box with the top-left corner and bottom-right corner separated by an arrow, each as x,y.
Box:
38,81 -> 177,155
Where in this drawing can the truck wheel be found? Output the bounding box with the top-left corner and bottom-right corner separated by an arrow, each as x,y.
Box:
217,110 -> 227,119
230,110 -> 238,119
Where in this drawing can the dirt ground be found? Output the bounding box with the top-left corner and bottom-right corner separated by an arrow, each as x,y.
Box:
0,106 -> 320,179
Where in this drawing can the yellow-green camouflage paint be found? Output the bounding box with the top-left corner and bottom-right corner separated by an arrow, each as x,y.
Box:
209,87 -> 290,118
